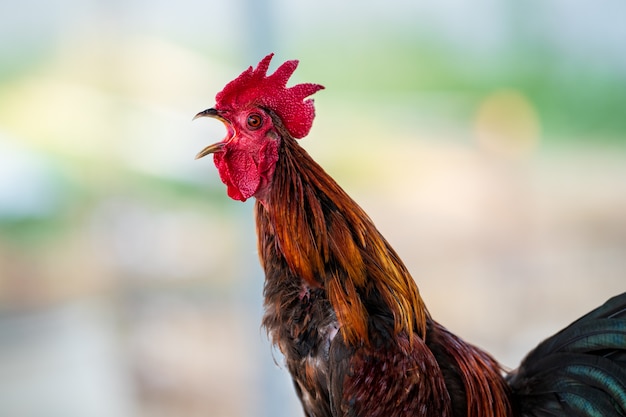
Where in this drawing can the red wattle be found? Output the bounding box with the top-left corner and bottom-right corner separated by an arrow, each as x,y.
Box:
214,151 -> 259,202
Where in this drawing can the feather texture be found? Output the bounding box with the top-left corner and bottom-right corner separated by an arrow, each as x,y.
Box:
257,116 -> 512,417
508,293 -> 626,417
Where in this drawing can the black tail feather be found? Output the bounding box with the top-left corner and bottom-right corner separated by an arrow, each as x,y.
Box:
508,292 -> 626,417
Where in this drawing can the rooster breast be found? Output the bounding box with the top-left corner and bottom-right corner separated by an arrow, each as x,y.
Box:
263,276 -> 340,417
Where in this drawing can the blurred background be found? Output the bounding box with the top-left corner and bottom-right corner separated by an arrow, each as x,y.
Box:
0,0 -> 625,416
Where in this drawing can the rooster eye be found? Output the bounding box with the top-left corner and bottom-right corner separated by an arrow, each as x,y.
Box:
247,113 -> 263,130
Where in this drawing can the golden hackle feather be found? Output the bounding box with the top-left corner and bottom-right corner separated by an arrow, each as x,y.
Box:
260,129 -> 428,347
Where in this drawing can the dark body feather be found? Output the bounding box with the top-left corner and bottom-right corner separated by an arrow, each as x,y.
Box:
508,293 -> 626,417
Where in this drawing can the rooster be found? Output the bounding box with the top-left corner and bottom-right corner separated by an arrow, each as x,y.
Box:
193,53 -> 626,417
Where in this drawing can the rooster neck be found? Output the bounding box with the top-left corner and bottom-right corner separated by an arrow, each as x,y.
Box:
253,135 -> 515,417
255,135 -> 429,348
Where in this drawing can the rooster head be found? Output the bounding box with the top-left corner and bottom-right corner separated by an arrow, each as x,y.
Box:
194,53 -> 324,201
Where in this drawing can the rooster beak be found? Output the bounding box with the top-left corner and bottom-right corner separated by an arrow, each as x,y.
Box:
195,142 -> 225,159
193,108 -> 229,159
193,107 -> 221,121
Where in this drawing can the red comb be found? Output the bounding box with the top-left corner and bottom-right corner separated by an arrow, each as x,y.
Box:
215,53 -> 324,139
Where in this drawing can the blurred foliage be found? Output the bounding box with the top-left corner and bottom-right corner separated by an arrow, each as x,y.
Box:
302,35 -> 626,139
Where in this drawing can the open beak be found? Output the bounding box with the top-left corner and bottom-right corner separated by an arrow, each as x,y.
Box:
193,108 -> 230,159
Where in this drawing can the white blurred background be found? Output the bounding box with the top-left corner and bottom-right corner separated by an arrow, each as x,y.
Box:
0,1 -> 625,416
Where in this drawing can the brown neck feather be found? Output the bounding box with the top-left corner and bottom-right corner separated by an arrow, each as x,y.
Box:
254,129 -> 513,416
255,134 -> 428,346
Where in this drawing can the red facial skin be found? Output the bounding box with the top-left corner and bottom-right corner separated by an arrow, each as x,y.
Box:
212,108 -> 280,203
